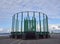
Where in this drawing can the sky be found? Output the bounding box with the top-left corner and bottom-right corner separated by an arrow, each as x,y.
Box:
0,0 -> 60,33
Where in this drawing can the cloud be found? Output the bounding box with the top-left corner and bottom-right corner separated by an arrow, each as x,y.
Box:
49,24 -> 60,33
0,28 -> 11,33
48,24 -> 60,33
0,0 -> 60,19
0,0 -> 60,33
0,28 -> 3,32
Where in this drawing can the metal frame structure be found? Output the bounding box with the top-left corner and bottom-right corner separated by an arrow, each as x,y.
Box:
11,11 -> 49,39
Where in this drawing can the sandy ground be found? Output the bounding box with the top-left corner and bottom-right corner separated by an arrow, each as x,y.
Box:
0,34 -> 60,44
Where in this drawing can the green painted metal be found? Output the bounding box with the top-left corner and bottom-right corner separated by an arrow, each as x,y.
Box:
27,12 -> 30,32
24,19 -> 28,32
24,12 -> 36,32
24,19 -> 36,32
43,14 -> 47,35
43,14 -> 45,33
15,14 -> 19,32
12,15 -> 15,32
46,15 -> 48,33
32,12 -> 36,32
21,12 -> 23,34
43,14 -> 49,35
11,11 -> 49,37
24,12 -> 30,32
39,12 -> 41,34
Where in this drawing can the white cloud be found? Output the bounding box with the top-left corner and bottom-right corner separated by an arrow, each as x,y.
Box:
0,0 -> 60,23
48,24 -> 60,33
7,28 -> 11,33
0,28 -> 3,32
0,28 -> 11,33
0,0 -> 60,33
0,0 -> 60,15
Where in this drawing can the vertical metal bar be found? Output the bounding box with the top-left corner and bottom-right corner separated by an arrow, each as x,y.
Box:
12,14 -> 15,32
32,12 -> 36,32
21,12 -> 23,33
39,12 -> 41,34
46,15 -> 48,32
17,13 -> 19,31
33,12 -> 35,31
33,12 -> 35,17
27,11 -> 29,18
27,11 -> 29,32
15,14 -> 17,32
15,13 -> 19,32
43,14 -> 45,33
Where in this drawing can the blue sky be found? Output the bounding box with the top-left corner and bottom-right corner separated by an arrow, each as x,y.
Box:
0,0 -> 60,33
